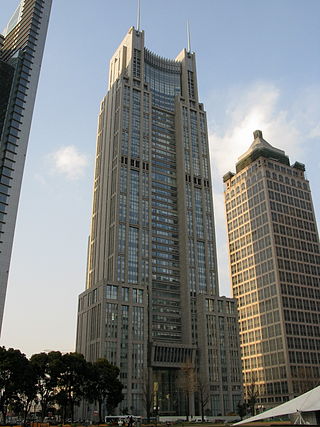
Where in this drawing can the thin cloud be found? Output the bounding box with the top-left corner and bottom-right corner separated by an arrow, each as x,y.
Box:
208,82 -> 305,181
34,173 -> 47,186
309,124 -> 320,138
49,146 -> 88,180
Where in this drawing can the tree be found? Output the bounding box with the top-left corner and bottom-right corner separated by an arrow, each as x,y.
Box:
86,359 -> 123,423
30,351 -> 63,421
236,401 -> 247,420
141,369 -> 154,423
178,361 -> 197,421
0,347 -> 29,424
56,352 -> 89,423
12,363 -> 37,426
197,376 -> 209,421
246,377 -> 259,416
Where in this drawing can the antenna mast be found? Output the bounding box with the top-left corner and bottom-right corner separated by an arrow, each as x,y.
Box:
137,0 -> 141,31
187,21 -> 191,53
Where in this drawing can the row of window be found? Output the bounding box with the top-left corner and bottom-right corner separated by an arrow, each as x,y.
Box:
240,308 -> 279,332
284,309 -> 320,330
278,259 -> 320,276
269,189 -> 312,211
272,211 -> 316,232
105,284 -> 144,303
274,225 -> 317,245
266,163 -> 306,181
281,282 -> 320,298
267,179 -> 310,200
282,295 -> 320,312
289,351 -> 319,365
106,302 -> 144,341
243,354 -> 286,373
241,337 -> 283,357
287,335 -> 320,349
231,246 -> 273,275
279,270 -> 320,287
233,275 -> 275,298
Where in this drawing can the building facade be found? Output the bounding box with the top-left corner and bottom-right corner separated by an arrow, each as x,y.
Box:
76,27 -> 242,417
224,130 -> 320,409
0,0 -> 52,332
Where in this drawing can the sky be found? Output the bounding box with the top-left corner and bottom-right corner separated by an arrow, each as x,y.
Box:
0,0 -> 319,357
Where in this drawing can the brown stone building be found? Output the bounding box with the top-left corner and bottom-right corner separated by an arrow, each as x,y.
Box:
224,130 -> 320,409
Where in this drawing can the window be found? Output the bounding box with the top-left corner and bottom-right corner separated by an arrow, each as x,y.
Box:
188,71 -> 195,99
129,170 -> 139,224
132,306 -> 144,340
106,303 -> 118,338
133,49 -> 141,78
122,287 -> 129,301
128,227 -> 139,283
133,288 -> 143,303
106,285 -> 118,299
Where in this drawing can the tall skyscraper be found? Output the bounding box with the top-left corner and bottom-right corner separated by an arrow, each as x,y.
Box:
0,0 -> 52,332
76,27 -> 242,417
224,130 -> 320,409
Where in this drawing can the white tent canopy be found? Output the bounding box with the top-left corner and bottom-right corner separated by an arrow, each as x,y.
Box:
234,385 -> 320,425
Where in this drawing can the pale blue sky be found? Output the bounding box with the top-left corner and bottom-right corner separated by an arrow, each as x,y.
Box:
0,0 -> 319,357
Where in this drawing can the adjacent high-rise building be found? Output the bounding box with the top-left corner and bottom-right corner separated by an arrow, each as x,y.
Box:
76,27 -> 242,417
224,130 -> 320,409
0,0 -> 52,332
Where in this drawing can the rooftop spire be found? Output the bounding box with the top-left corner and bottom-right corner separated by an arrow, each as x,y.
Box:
187,20 -> 191,53
137,0 -> 141,31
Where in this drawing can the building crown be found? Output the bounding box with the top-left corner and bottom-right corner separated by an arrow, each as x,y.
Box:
240,130 -> 286,161
235,130 -> 290,173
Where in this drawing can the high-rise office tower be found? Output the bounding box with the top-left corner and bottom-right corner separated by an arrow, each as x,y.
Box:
0,0 -> 52,332
224,130 -> 320,409
76,27 -> 242,417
